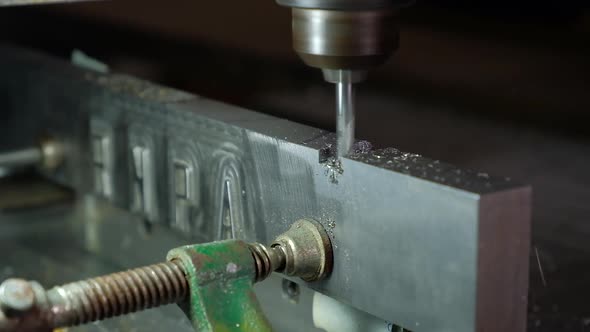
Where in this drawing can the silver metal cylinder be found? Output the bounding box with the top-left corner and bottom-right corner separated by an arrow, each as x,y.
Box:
292,8 -> 399,71
276,0 -> 412,10
336,78 -> 355,157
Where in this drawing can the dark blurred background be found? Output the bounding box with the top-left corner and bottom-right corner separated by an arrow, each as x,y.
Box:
0,0 -> 588,137
0,1 -> 589,331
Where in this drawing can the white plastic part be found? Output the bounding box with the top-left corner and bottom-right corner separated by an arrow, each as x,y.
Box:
312,291 -> 393,332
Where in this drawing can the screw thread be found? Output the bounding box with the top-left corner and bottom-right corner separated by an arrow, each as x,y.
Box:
248,243 -> 285,283
46,260 -> 187,327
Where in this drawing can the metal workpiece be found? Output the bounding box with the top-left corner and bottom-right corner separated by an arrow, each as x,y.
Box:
0,47 -> 531,331
129,124 -> 166,225
0,138 -> 64,171
90,118 -> 117,201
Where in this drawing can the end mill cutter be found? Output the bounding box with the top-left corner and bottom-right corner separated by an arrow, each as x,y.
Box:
276,0 -> 412,157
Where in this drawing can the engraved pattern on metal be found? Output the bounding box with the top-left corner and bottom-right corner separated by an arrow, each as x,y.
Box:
90,118 -> 115,200
129,124 -> 161,224
168,136 -> 203,235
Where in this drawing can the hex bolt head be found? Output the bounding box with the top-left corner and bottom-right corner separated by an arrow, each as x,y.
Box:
0,279 -> 35,313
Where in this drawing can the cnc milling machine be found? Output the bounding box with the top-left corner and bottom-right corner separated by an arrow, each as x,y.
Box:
0,0 -> 553,331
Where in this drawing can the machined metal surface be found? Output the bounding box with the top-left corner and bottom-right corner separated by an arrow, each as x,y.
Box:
0,46 -> 531,332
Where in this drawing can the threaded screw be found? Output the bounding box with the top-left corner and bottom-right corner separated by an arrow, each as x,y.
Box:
248,243 -> 286,283
0,246 -> 279,331
46,260 -> 187,328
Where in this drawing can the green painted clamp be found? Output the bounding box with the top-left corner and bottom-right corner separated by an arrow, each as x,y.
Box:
167,219 -> 333,332
167,240 -> 273,332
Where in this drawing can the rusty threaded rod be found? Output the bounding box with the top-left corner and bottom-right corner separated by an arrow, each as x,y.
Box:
0,240 -> 305,331
45,260 -> 188,328
0,245 -> 279,331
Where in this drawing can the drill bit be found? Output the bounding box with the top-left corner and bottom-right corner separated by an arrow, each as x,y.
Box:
335,70 -> 356,158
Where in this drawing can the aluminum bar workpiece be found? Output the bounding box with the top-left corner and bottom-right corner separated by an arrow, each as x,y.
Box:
0,46 -> 531,332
